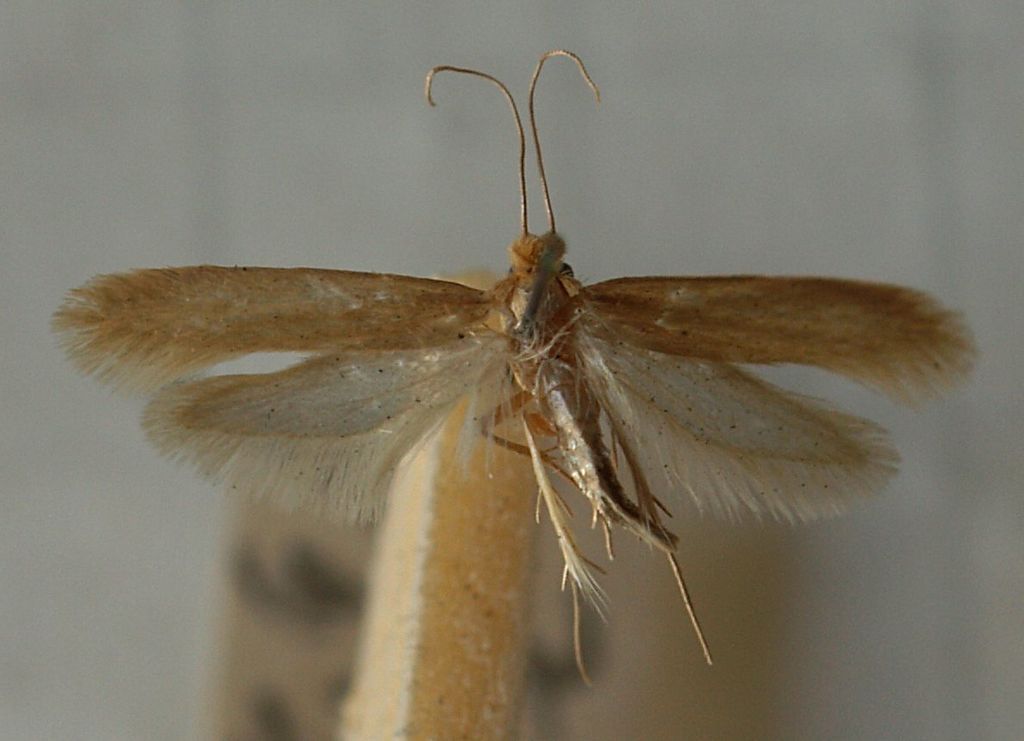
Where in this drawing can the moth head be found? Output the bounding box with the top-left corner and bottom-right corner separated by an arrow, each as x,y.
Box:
507,231 -> 566,278
506,231 -> 570,338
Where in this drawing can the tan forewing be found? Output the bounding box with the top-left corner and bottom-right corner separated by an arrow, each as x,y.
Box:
53,266 -> 491,392
143,334 -> 510,522
578,331 -> 899,521
582,276 -> 974,403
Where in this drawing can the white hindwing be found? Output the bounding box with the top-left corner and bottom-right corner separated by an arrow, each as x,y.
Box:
577,331 -> 900,521
144,333 -> 510,522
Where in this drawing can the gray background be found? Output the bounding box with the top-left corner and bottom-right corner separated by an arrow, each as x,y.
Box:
2,2 -> 1020,739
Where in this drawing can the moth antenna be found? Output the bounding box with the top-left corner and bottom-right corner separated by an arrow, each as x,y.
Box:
667,553 -> 714,666
425,65 -> 530,235
527,50 -> 601,234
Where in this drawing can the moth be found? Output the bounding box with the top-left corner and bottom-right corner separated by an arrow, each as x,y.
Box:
54,50 -> 974,669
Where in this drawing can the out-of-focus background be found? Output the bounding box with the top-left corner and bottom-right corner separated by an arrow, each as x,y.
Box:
2,3 -> 1020,739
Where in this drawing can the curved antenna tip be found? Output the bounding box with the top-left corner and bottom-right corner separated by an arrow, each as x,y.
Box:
537,49 -> 601,104
528,49 -> 601,233
424,67 -> 442,107
422,63 -> 530,234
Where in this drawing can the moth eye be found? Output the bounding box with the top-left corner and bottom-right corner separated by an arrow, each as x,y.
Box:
559,262 -> 575,277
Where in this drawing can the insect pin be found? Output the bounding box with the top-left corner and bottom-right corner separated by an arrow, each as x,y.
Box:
54,50 -> 975,676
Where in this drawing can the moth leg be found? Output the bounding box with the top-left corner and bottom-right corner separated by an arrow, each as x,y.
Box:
487,421 -> 560,461
480,391 -> 572,480
523,421 -> 606,608
667,553 -> 714,666
480,389 -> 535,457
603,424 -> 711,663
482,388 -> 557,441
568,579 -> 592,685
606,423 -> 679,551
600,518 -> 615,561
523,408 -> 630,557
487,392 -> 617,564
478,394 -> 559,522
522,420 -> 607,683
523,411 -> 570,470
524,410 -> 558,437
